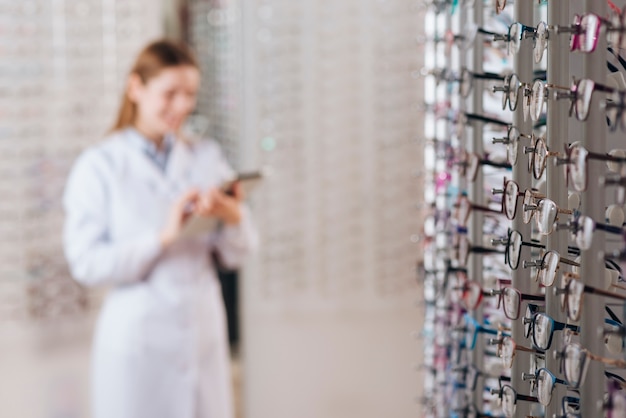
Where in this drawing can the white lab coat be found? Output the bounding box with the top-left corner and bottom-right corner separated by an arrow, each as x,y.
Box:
63,129 -> 258,418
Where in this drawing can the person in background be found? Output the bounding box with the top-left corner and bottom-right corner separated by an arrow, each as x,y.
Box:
63,39 -> 258,418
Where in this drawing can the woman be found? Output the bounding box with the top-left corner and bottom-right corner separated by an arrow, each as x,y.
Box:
63,39 -> 257,418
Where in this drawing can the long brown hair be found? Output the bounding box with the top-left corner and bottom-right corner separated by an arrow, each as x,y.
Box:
110,39 -> 199,132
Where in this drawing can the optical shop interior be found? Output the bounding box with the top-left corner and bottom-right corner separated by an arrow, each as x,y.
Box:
0,1 -> 426,418
421,0 -> 626,416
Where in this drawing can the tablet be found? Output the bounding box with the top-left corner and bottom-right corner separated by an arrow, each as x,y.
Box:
179,170 -> 264,239
220,170 -> 264,196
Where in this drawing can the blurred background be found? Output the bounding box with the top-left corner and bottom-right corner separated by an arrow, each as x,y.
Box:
0,0 -> 425,417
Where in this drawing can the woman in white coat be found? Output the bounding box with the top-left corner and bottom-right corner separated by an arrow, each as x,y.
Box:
63,39 -> 257,418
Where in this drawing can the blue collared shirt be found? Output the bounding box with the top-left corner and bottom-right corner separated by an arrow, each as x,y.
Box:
125,128 -> 175,173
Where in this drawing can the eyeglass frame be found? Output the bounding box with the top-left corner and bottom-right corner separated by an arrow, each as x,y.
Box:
521,367 -> 568,406
557,272 -> 626,322
556,141 -> 626,192
489,383 -> 539,417
558,342 -> 626,389
492,125 -> 534,166
488,332 -> 544,369
523,197 -> 572,235
525,135 -> 559,179
455,195 -> 503,227
523,249 -> 580,287
492,179 -> 544,222
530,311 -> 580,351
491,228 -> 545,270
492,285 -> 544,320
554,78 -> 619,122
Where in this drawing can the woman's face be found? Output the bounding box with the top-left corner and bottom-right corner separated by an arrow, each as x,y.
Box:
130,65 -> 200,138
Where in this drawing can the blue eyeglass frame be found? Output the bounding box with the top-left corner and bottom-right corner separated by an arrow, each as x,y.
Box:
461,313 -> 508,350
531,312 -> 580,350
523,303 -> 545,338
531,367 -> 568,406
557,395 -> 581,418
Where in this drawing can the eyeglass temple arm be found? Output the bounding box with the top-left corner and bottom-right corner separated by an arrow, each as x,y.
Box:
605,371 -> 626,387
554,376 -> 568,386
473,72 -> 505,81
477,27 -> 502,37
516,393 -> 540,403
605,306 -> 622,324
559,257 -> 580,267
515,344 -> 542,354
523,241 -> 545,249
587,350 -> 626,368
594,82 -> 618,94
476,326 -> 500,336
608,47 -> 626,73
554,321 -> 581,333
465,112 -> 510,126
586,150 -> 626,163
521,294 -> 545,302
585,284 -> 626,301
471,203 -> 504,214
596,222 -> 624,235
471,245 -> 505,254
480,159 -> 512,169
568,246 -> 581,256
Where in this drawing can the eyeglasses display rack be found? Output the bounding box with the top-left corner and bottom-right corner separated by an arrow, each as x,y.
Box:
419,0 -> 626,417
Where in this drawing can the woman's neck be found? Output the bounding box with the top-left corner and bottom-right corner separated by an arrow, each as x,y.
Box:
132,122 -> 166,149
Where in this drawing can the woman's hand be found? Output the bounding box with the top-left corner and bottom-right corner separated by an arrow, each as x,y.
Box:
203,182 -> 244,225
160,183 -> 244,248
160,188 -> 200,248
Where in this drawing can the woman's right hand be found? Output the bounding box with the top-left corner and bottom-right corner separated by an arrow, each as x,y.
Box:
160,188 -> 201,248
